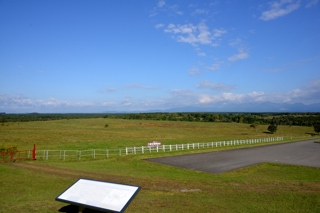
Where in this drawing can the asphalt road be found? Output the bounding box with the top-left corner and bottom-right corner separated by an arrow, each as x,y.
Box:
146,139 -> 320,174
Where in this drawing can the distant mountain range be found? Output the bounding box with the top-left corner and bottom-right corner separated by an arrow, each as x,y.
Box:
143,102 -> 320,113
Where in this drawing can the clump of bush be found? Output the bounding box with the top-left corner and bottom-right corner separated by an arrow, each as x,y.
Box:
0,144 -> 18,153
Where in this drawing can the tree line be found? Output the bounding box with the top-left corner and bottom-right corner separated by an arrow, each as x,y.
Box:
1,112 -> 319,129
0,113 -> 104,123
113,112 -> 320,127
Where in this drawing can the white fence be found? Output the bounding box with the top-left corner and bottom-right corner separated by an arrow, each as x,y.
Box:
35,137 -> 284,161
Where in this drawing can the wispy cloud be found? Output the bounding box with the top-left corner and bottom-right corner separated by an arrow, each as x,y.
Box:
197,80 -> 235,91
125,84 -> 158,89
188,62 -> 221,76
150,1 -> 182,17
198,52 -> 206,57
188,66 -> 202,76
284,78 -> 320,104
260,0 -> 300,21
158,0 -> 165,8
261,55 -> 320,72
155,23 -> 165,29
305,0 -> 319,8
1,78 -> 320,112
168,78 -> 320,106
164,22 -> 226,46
0,95 -> 97,110
228,49 -> 249,61
192,9 -> 208,15
205,63 -> 220,71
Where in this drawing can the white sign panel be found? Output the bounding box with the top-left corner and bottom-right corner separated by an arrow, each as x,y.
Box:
147,141 -> 162,146
56,179 -> 140,213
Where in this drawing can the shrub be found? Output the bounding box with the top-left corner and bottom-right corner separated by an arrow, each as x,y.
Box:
0,144 -> 18,153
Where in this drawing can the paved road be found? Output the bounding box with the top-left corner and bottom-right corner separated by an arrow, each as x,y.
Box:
146,139 -> 320,174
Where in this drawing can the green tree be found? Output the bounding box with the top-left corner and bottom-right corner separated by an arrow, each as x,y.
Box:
313,121 -> 320,135
268,124 -> 278,134
250,122 -> 260,134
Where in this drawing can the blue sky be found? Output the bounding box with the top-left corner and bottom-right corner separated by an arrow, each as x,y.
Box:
1,0 -> 320,113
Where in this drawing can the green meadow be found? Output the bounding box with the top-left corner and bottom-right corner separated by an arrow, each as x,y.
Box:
1,118 -> 320,212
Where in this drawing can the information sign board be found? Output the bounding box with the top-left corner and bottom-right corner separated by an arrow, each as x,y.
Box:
147,141 -> 162,146
56,179 -> 140,213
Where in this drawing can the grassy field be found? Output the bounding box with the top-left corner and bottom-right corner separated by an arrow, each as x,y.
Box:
1,118 -> 320,212
0,118 -> 317,150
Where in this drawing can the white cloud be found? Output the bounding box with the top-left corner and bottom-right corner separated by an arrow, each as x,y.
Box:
228,49 -> 249,61
188,66 -> 201,76
197,80 -> 235,91
305,0 -> 319,8
121,100 -> 132,106
229,38 -> 243,47
125,84 -> 157,89
192,9 -> 208,15
260,0 -> 300,21
284,78 -> 320,104
0,95 -> 97,111
205,63 -> 220,71
158,0 -> 165,8
213,28 -> 227,37
1,78 -> 319,112
155,24 -> 164,29
165,78 -> 320,107
101,101 -> 116,107
164,22 -> 226,46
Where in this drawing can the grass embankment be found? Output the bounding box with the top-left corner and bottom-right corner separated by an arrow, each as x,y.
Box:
0,118 -> 320,212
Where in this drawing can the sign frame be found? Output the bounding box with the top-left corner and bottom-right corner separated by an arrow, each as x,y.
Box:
56,178 -> 140,213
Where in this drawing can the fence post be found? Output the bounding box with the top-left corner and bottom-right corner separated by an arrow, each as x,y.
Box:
32,144 -> 36,160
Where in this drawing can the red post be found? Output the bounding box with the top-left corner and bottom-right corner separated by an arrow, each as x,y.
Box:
32,144 -> 36,160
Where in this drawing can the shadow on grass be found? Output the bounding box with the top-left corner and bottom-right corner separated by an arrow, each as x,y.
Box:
59,205 -> 105,213
306,132 -> 318,136
263,131 -> 272,134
